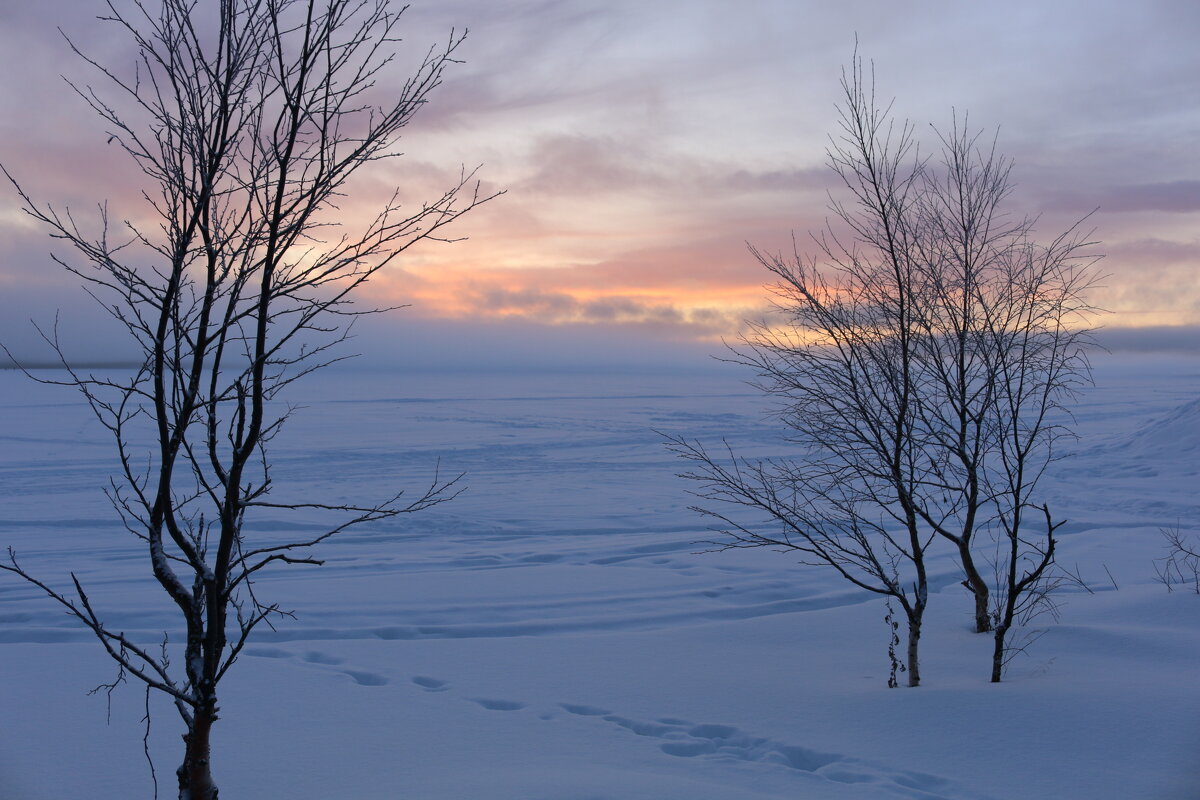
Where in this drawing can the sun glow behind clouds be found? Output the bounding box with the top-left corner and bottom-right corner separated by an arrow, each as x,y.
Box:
1,0 -> 1198,357
370,254 -> 769,341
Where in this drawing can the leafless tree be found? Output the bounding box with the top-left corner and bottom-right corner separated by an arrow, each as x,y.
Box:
668,54 -> 1099,686
668,58 -> 934,687
908,117 -> 1098,664
903,119 -> 1022,634
977,227 -> 1096,681
1154,525 -> 1200,594
0,0 -> 495,796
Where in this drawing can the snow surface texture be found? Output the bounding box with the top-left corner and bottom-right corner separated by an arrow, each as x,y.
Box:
1,354 -> 1198,799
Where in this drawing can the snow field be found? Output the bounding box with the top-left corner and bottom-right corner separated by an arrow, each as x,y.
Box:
1,355 -> 1198,799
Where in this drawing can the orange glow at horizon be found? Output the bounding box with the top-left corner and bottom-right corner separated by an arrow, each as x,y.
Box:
1,1 -> 1198,353
367,259 -> 771,340
355,231 -> 1199,342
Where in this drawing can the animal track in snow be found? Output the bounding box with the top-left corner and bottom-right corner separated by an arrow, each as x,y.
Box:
243,646 -> 291,660
359,670 -> 989,797
559,703 -> 610,716
243,646 -> 386,687
342,669 -> 388,687
301,650 -> 345,665
566,708 -> 996,799
471,697 -> 526,711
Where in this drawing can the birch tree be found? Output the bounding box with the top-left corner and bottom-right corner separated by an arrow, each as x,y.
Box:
1,0 -> 495,795
669,54 -> 1098,686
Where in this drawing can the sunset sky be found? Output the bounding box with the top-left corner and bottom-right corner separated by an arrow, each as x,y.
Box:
1,0 -> 1197,364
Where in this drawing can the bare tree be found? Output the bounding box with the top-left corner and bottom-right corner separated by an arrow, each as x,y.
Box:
906,119 -> 1098,642
0,0 -> 495,796
902,119 -> 1022,635
668,58 -> 934,687
668,54 -> 1098,686
1154,525 -> 1200,594
977,227 -> 1096,681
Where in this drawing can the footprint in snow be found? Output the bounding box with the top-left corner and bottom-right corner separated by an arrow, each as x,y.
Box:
471,698 -> 527,711
560,708 -> 998,800
301,650 -> 345,665
243,646 -> 292,660
244,646 -> 385,686
342,669 -> 388,687
559,703 -> 610,716
407,677 -> 526,711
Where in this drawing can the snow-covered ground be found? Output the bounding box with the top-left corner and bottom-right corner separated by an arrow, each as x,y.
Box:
1,353 -> 1198,799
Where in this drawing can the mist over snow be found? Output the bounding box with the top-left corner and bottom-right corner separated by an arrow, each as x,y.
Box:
0,303 -> 736,374
343,315 -> 734,374
5,299 -> 1200,373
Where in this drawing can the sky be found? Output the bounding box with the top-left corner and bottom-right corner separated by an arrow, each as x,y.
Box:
0,0 -> 1197,367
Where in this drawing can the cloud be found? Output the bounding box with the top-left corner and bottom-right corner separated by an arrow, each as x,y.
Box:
462,284 -> 751,339
1102,181 -> 1200,213
3,0 -> 1200,353
724,167 -> 831,193
1041,181 -> 1200,216
1106,237 -> 1200,266
513,133 -> 833,200
518,134 -> 659,196
477,287 -> 582,317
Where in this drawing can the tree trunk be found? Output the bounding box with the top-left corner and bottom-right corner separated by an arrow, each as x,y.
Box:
906,615 -> 921,687
990,622 -> 1007,683
958,544 -> 992,633
178,706 -> 219,800
973,589 -> 991,634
